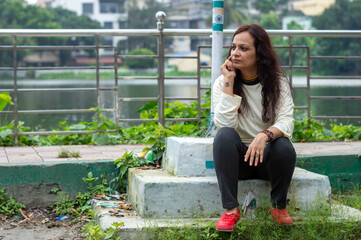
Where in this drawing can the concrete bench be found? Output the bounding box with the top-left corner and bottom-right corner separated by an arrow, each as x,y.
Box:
128,137 -> 331,218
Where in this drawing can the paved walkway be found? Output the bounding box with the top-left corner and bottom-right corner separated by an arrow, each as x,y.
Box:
0,141 -> 359,165
0,144 -> 146,164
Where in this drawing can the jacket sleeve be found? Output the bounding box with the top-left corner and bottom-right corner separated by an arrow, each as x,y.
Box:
212,75 -> 242,129
271,79 -> 294,138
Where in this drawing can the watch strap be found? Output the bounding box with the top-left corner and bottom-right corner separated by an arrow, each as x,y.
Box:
260,130 -> 273,142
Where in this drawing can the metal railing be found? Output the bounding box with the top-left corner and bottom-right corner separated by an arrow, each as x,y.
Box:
0,14 -> 360,144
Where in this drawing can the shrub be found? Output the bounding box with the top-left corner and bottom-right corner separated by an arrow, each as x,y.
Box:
125,48 -> 155,69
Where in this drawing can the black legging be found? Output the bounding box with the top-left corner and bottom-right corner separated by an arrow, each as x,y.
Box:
213,127 -> 296,209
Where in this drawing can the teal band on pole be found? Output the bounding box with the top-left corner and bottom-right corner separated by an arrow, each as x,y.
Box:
213,1 -> 224,8
212,23 -> 223,31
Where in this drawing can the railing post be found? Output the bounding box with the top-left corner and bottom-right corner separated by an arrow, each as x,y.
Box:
156,11 -> 166,126
13,36 -> 18,145
114,47 -> 119,132
96,35 -> 100,132
306,46 -> 311,119
288,36 -> 293,86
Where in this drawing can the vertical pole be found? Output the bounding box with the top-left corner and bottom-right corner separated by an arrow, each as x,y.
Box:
156,11 -> 166,126
13,36 -> 18,145
96,36 -> 100,132
197,46 -> 201,122
114,47 -> 119,132
288,36 -> 293,86
307,47 -> 311,119
211,0 -> 224,114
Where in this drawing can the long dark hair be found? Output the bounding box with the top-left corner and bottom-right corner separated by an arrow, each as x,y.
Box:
229,24 -> 284,123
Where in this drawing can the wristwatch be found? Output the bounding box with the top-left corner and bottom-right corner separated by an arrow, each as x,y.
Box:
261,130 -> 274,142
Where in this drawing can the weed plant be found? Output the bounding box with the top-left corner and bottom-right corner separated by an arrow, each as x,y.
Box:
81,210 -> 123,240
52,172 -> 110,217
58,149 -> 80,158
0,188 -> 26,216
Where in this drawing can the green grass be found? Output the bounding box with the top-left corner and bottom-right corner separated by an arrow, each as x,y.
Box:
334,188 -> 361,211
145,213 -> 361,240
146,221 -> 361,240
138,190 -> 361,240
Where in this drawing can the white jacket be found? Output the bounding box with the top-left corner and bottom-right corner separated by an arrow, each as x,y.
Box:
213,75 -> 294,144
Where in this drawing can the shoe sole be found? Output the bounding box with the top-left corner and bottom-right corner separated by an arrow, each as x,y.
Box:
216,229 -> 234,232
216,221 -> 240,232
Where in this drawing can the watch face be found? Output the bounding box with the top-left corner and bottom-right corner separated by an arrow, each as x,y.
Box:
269,131 -> 274,139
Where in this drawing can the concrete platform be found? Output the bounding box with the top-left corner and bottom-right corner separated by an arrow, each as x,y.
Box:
0,144 -> 146,207
0,141 -> 359,207
128,167 -> 331,218
0,144 -> 146,163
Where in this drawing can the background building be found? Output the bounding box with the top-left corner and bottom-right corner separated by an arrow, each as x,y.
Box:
167,0 -> 211,52
42,0 -> 128,55
292,0 -> 335,16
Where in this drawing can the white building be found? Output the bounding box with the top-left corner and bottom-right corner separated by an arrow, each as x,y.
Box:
292,0 -> 335,16
46,0 -> 128,55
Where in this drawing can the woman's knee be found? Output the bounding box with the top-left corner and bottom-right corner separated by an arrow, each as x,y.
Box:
270,137 -> 296,163
214,127 -> 241,148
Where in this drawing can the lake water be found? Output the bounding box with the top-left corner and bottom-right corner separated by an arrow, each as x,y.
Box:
0,76 -> 360,130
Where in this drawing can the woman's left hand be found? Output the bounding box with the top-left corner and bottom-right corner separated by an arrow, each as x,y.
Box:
244,133 -> 269,166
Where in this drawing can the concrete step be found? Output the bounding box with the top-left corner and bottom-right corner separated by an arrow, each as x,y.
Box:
128,167 -> 331,218
163,137 -> 214,177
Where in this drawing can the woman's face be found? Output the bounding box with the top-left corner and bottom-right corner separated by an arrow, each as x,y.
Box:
230,31 -> 257,73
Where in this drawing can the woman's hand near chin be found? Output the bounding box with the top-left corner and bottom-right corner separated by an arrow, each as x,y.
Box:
221,55 -> 236,95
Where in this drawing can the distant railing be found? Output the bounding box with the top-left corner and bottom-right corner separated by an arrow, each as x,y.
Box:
0,13 -> 360,144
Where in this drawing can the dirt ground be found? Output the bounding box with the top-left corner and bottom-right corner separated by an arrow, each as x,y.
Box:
0,225 -> 82,240
0,207 -> 84,240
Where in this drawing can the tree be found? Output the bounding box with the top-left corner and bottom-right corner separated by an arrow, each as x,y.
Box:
255,0 -> 277,14
223,0 -> 248,28
312,0 -> 361,75
313,0 -> 361,30
0,0 -> 101,66
254,0 -> 289,14
260,13 -> 281,29
49,7 -> 101,29
0,0 -> 57,67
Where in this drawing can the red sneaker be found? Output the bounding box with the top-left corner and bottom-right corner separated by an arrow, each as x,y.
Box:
269,207 -> 293,225
216,209 -> 241,232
